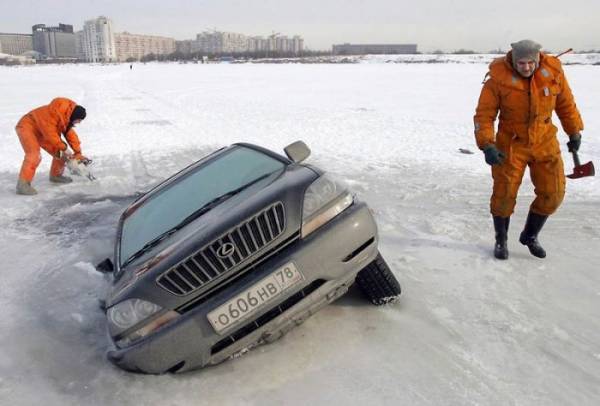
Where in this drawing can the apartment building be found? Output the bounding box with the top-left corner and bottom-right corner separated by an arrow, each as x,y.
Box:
82,16 -> 117,62
176,40 -> 193,54
0,33 -> 33,55
290,36 -> 304,54
193,31 -> 304,55
74,31 -> 85,60
247,36 -> 266,53
332,43 -> 418,55
114,32 -> 176,61
193,31 -> 248,54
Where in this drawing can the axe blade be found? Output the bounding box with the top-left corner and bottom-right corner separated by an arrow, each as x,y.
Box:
567,161 -> 595,179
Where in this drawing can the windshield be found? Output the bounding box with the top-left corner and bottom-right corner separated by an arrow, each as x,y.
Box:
119,146 -> 286,267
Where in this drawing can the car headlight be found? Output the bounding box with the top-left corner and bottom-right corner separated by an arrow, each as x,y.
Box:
301,175 -> 354,238
107,298 -> 179,347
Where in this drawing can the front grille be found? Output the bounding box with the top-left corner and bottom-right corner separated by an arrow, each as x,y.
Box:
211,279 -> 326,354
177,231 -> 300,314
157,202 -> 286,296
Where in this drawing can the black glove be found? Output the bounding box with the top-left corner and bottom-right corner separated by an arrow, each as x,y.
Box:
483,145 -> 506,166
567,134 -> 581,153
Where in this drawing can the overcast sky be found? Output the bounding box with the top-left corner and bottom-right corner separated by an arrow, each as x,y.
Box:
1,0 -> 599,51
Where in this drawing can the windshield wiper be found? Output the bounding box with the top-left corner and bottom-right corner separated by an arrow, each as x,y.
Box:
121,229 -> 177,268
171,173 -> 272,231
120,173 -> 271,269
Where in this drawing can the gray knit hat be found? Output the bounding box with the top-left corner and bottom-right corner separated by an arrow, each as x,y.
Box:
511,39 -> 542,68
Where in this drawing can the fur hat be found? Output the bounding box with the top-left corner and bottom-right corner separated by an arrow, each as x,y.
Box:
511,39 -> 542,68
70,105 -> 87,122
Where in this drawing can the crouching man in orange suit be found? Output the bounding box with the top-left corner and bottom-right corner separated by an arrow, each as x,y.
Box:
15,97 -> 89,195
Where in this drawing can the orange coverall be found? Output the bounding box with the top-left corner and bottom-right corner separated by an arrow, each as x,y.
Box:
474,52 -> 583,217
16,98 -> 83,182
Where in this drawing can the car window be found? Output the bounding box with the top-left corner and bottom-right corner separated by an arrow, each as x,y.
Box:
120,146 -> 285,266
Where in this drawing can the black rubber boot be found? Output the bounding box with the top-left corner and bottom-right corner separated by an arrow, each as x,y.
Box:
519,211 -> 548,258
493,216 -> 510,260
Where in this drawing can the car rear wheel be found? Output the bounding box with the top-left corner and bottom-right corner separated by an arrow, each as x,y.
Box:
355,252 -> 401,305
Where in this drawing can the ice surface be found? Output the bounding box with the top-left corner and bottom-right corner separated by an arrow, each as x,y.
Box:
1,55 -> 599,405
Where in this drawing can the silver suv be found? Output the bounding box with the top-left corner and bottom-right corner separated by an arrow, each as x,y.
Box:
98,141 -> 401,374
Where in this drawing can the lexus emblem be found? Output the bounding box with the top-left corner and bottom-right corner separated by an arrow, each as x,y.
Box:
216,242 -> 235,258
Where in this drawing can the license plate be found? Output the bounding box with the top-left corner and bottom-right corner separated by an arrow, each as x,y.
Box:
208,262 -> 304,334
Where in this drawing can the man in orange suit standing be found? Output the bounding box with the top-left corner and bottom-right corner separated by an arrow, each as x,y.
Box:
474,40 -> 584,259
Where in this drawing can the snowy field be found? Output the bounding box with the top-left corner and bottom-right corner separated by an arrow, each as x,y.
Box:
246,52 -> 600,65
1,56 -> 599,405
357,53 -> 600,65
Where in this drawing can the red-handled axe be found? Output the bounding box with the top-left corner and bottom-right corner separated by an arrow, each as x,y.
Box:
567,150 -> 595,179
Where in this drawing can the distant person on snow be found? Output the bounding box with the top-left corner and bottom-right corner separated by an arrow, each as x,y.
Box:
15,97 -> 90,195
474,40 -> 584,259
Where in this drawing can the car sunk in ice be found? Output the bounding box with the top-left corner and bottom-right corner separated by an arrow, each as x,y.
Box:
98,141 -> 401,374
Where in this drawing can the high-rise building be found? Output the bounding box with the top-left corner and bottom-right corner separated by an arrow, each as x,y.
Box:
82,16 -> 116,62
193,31 -> 304,55
0,33 -> 33,55
114,32 -> 176,61
75,30 -> 85,60
332,43 -> 418,55
291,36 -> 304,54
32,23 -> 77,58
176,40 -> 193,54
193,31 -> 248,54
275,36 -> 289,53
247,36 -> 267,53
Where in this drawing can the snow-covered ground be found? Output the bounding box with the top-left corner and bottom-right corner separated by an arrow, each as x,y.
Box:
1,55 -> 599,406
357,53 -> 600,65
245,52 -> 600,65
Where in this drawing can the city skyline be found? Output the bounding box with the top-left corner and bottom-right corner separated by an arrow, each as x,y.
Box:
2,16 -> 307,63
1,0 -> 600,51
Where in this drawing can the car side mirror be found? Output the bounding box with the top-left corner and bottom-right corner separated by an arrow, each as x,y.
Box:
96,258 -> 114,273
284,141 -> 311,163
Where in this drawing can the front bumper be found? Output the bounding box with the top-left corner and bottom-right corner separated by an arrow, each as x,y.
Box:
107,201 -> 378,374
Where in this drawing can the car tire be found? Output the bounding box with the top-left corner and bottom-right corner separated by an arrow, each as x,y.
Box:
355,252 -> 401,305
